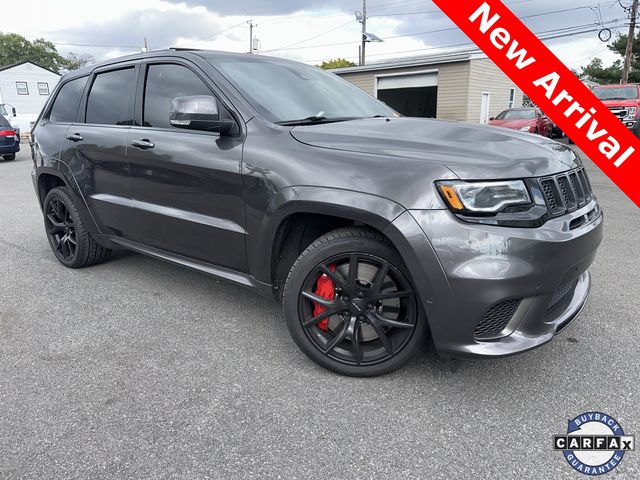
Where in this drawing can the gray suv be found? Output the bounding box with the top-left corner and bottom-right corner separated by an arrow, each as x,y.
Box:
30,50 -> 603,376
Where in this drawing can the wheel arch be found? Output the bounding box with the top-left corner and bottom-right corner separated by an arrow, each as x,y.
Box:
248,186 -> 408,300
35,166 -> 100,235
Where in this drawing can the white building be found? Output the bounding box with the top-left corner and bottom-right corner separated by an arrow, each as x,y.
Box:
0,61 -> 61,133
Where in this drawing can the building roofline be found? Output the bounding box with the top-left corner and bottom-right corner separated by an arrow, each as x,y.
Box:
0,60 -> 61,76
329,49 -> 487,74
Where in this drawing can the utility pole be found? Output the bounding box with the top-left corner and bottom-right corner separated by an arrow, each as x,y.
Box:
623,0 -> 639,83
361,0 -> 367,66
248,20 -> 255,54
143,37 -> 148,53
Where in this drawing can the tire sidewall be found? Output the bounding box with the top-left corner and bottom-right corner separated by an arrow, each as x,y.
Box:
283,231 -> 426,377
43,188 -> 86,268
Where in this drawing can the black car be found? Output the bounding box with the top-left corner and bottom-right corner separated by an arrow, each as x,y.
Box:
31,50 -> 603,376
0,115 -> 20,161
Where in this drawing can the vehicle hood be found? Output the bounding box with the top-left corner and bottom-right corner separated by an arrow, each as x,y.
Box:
600,99 -> 639,108
290,117 -> 579,180
488,118 -> 534,130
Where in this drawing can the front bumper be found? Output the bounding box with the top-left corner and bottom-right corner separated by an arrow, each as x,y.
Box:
384,200 -> 603,359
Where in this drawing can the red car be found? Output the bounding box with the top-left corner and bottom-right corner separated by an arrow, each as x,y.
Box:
592,84 -> 640,137
488,108 -> 553,137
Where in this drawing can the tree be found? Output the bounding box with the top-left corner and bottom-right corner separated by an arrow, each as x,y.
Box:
0,32 -> 67,73
317,58 -> 356,70
580,31 -> 640,84
63,52 -> 96,72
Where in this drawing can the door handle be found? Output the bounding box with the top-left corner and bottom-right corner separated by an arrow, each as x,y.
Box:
66,133 -> 83,142
131,139 -> 155,150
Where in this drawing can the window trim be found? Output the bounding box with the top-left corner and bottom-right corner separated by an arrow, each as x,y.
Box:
45,75 -> 90,124
136,59 -> 241,137
37,82 -> 50,96
16,82 -> 29,95
83,63 -> 140,127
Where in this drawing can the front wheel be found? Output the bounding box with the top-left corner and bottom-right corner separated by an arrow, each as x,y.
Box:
283,227 -> 427,377
2,154 -> 16,161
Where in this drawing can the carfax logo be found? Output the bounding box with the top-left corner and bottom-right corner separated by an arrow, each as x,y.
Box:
554,412 -> 635,475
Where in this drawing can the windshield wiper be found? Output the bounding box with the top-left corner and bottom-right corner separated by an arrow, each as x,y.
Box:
276,116 -> 361,126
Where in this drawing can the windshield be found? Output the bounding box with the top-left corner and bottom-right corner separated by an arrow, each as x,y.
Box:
495,109 -> 536,120
593,86 -> 639,101
212,57 -> 394,124
0,105 -> 7,116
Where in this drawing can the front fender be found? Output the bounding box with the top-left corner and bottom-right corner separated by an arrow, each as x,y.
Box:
249,186 -> 406,284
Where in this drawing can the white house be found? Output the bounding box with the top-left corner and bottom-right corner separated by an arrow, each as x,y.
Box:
0,61 -> 61,133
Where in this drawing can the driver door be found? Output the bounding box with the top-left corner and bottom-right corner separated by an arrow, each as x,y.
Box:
125,61 -> 247,272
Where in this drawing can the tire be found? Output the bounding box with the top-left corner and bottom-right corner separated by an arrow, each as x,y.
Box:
2,154 -> 16,161
283,227 -> 427,377
43,187 -> 111,268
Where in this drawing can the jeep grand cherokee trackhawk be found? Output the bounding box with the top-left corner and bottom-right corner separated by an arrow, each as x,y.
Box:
30,50 -> 603,376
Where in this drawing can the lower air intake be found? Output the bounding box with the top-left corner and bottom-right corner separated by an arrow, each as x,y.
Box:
474,299 -> 521,340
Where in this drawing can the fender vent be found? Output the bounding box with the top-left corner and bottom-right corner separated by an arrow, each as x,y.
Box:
474,299 -> 521,340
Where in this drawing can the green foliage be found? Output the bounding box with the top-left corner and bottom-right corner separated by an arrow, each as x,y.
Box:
317,58 -> 357,70
580,32 -> 640,84
0,32 -> 95,74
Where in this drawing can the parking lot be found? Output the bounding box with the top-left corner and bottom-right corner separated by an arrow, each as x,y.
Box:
0,144 -> 638,479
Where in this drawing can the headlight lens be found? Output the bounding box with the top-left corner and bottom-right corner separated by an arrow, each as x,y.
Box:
518,125 -> 532,132
437,180 -> 532,214
624,107 -> 637,120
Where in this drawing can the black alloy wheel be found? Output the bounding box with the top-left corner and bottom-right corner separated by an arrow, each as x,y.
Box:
45,197 -> 78,262
283,227 -> 426,377
43,187 -> 111,268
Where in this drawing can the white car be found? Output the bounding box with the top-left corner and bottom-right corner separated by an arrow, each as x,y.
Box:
0,104 -> 20,137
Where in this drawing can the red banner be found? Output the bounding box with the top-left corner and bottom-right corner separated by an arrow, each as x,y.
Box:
432,0 -> 640,208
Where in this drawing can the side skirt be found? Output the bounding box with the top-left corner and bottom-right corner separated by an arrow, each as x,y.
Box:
99,235 -> 273,299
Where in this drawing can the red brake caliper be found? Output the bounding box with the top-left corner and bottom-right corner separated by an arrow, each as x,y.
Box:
313,264 -> 336,332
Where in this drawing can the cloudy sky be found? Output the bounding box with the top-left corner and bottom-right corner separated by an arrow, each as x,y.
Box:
4,0 -> 632,68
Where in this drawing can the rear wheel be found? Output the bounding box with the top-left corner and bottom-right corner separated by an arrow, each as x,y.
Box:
2,154 -> 16,161
283,227 -> 426,377
43,187 -> 111,268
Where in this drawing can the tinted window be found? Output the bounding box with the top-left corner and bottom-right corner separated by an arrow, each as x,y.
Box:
49,77 -> 88,123
144,64 -> 213,129
0,115 -> 11,129
86,68 -> 136,126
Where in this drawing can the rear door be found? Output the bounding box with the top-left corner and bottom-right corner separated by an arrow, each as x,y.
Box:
32,75 -> 89,167
59,63 -> 139,236
126,60 -> 247,271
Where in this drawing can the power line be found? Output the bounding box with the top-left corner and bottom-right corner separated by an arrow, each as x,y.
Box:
262,20 -> 355,53
300,19 -> 627,63
182,22 -> 246,47
266,6 -> 625,54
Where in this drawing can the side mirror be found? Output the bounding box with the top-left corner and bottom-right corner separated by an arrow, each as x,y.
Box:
169,96 -> 235,134
489,116 -> 495,121
12,107 -> 16,117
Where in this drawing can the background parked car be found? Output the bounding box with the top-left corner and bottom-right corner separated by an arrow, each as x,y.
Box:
591,83 -> 640,138
0,114 -> 20,161
488,108 -> 552,137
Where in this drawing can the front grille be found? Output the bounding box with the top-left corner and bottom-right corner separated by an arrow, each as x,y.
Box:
538,167 -> 593,217
474,299 -> 521,340
608,107 -> 628,120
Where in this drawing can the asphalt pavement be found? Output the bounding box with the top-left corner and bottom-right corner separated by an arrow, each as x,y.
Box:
0,143 -> 638,479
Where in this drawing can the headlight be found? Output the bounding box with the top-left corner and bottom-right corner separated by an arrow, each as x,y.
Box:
437,180 -> 532,214
624,107 -> 637,120
518,125 -> 532,132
